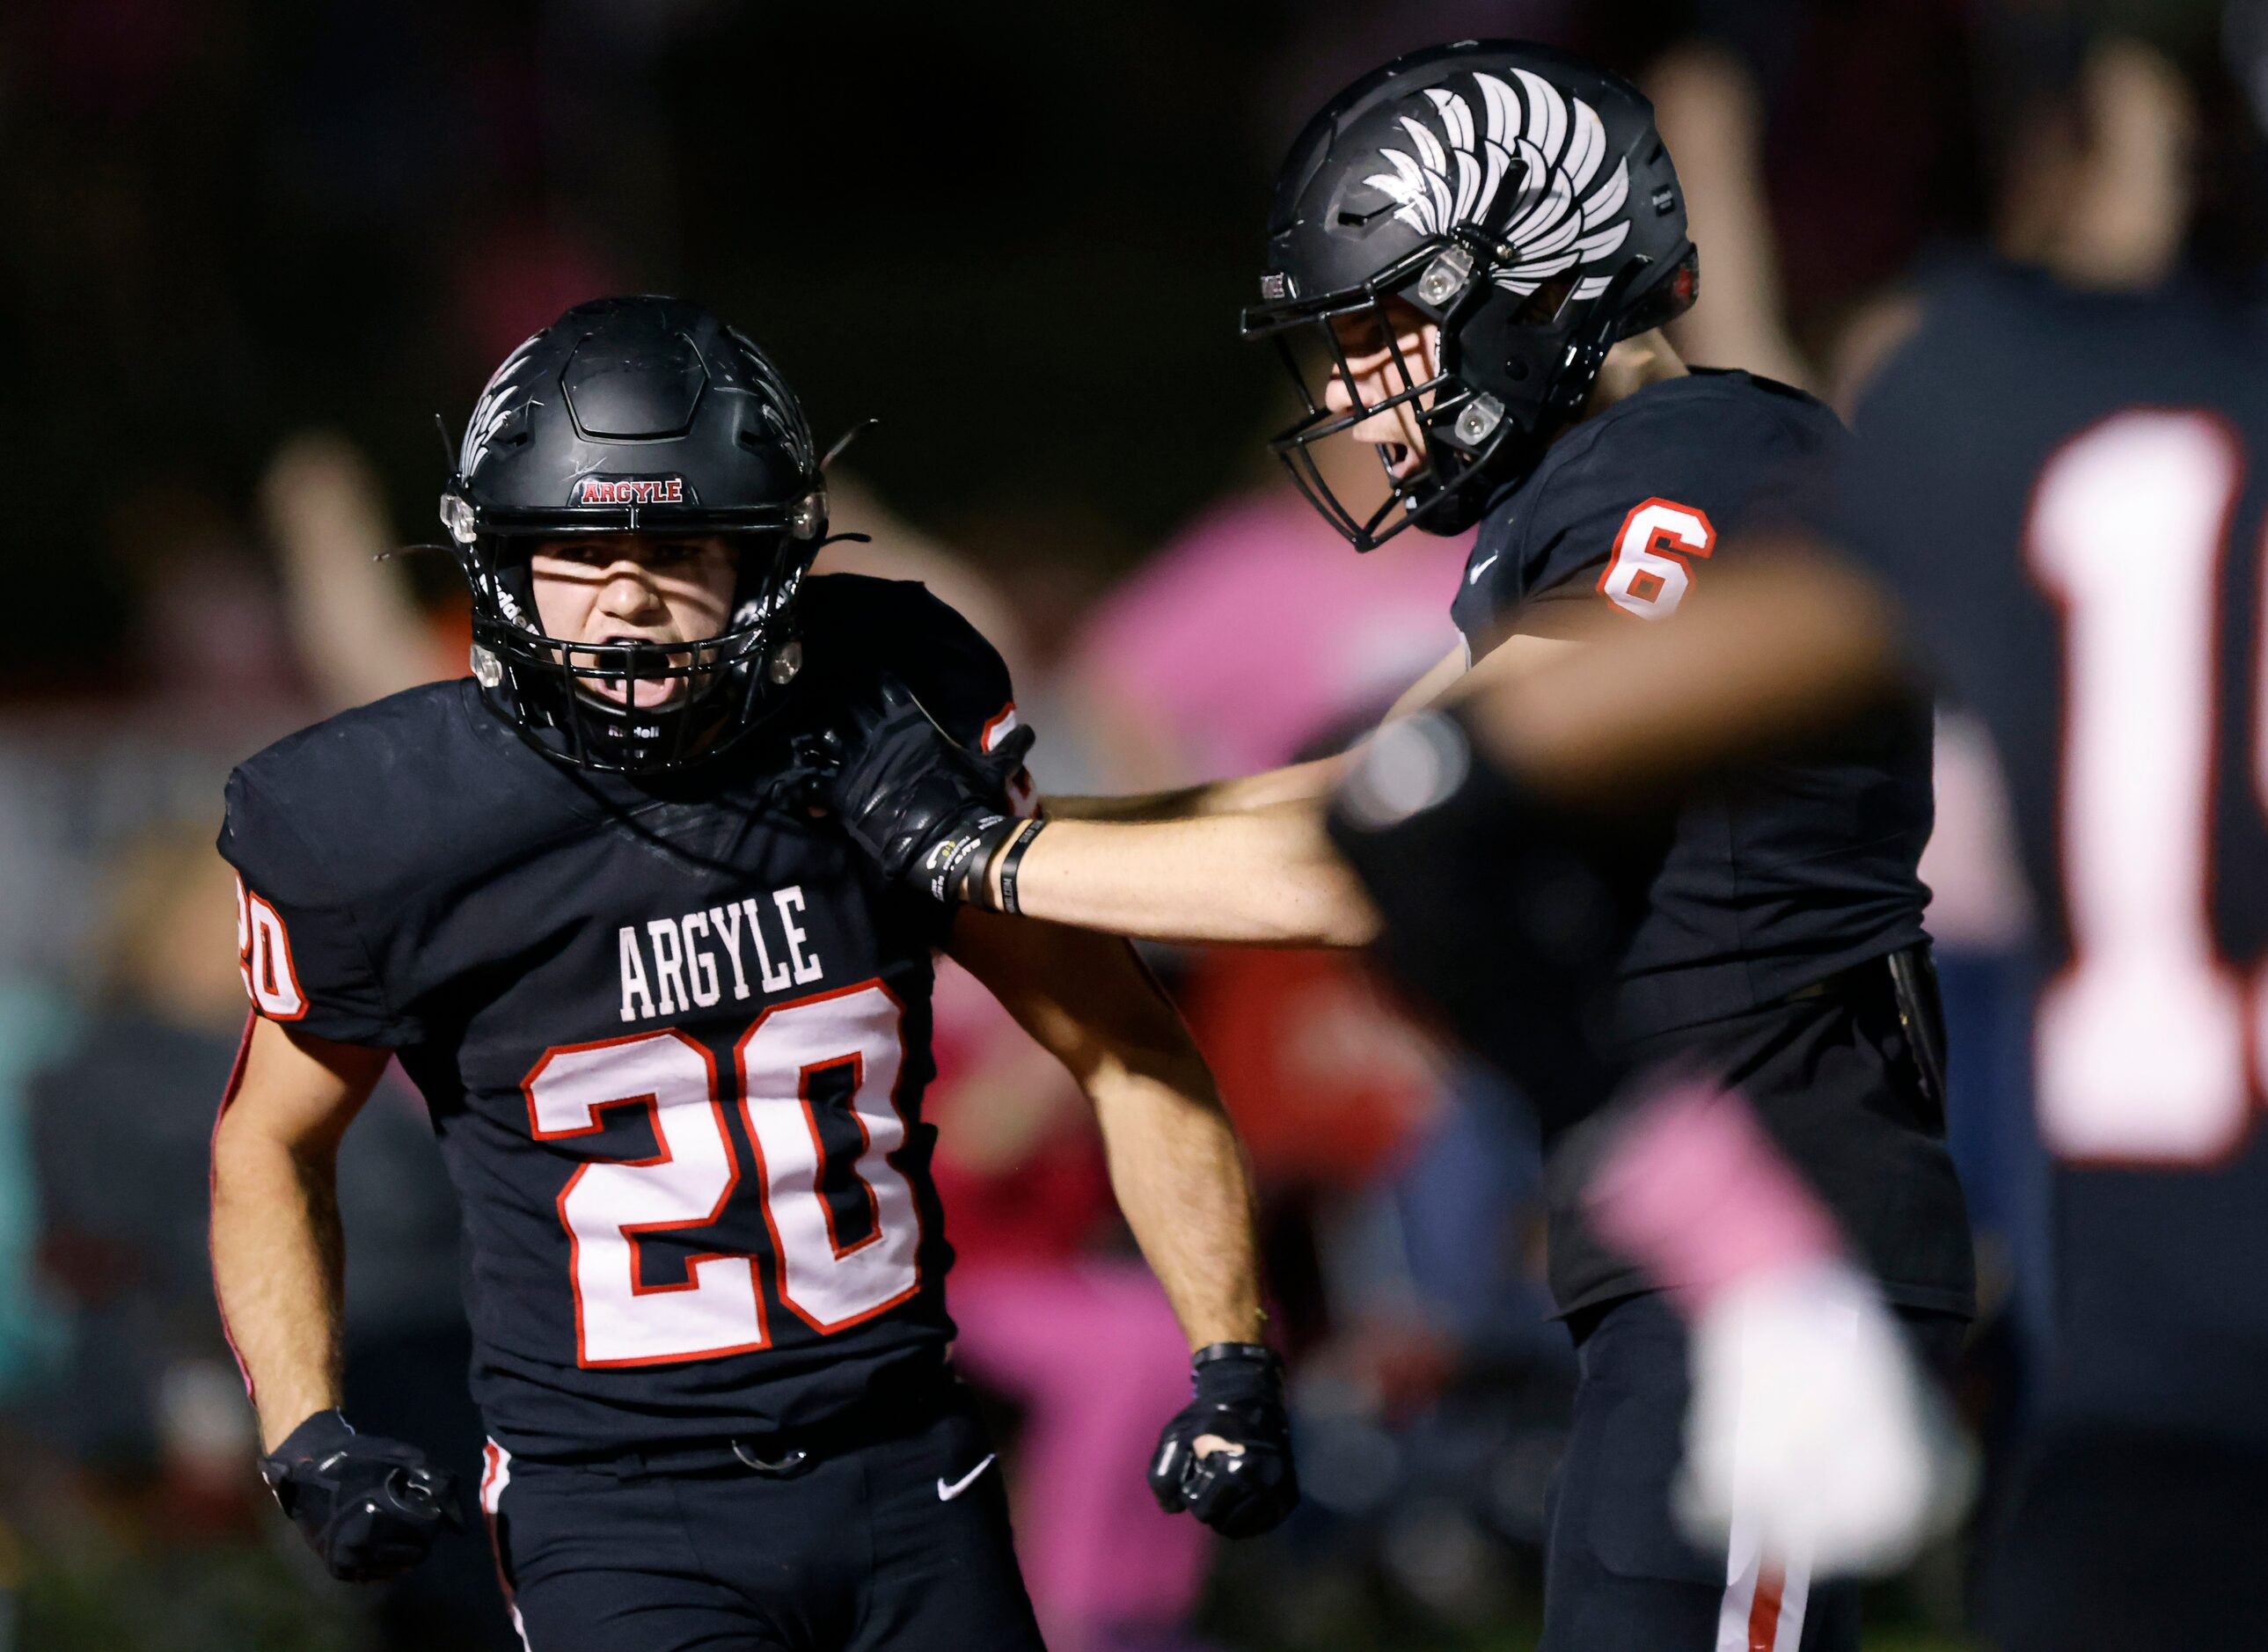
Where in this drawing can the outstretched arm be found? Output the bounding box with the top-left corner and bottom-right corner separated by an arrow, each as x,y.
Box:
997,804 -> 1379,948
979,638 -> 1565,946
1042,757 -> 1349,823
944,909 -> 1263,1349
825,638 -> 1565,948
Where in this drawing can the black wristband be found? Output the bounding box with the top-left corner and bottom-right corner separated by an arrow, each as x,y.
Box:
1188,1341 -> 1282,1406
919,814 -> 1020,907
994,818 -> 1046,915
1190,1341 -> 1277,1370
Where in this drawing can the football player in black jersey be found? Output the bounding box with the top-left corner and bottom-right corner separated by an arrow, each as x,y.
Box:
817,40 -> 1972,1652
1306,14 -> 2268,1648
208,296 -> 1295,1652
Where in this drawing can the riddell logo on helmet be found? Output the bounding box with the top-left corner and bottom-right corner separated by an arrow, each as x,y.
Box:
574,476 -> 685,506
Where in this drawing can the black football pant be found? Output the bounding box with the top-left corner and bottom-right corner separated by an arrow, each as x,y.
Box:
480,1399 -> 1044,1651
1540,1290 -> 1966,1652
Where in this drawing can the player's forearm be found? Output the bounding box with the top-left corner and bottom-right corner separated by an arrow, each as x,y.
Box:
1003,807 -> 1379,947
1088,1054 -> 1266,1349
1043,757 -> 1348,824
210,1112 -> 349,1451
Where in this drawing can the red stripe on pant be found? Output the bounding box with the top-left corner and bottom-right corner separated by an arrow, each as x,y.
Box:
1748,1562 -> 1786,1651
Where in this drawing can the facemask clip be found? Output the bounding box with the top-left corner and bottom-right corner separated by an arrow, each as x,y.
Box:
1416,246 -> 1474,309
1453,393 -> 1504,446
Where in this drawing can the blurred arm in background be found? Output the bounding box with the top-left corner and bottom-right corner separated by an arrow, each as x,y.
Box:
260,434 -> 456,712
1646,40 -> 1816,391
1448,545 -> 1898,805
1584,1079 -> 1970,1574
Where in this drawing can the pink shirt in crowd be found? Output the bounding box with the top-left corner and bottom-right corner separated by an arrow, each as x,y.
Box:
1073,491 -> 1469,777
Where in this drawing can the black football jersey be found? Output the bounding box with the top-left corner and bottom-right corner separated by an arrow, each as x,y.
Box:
1452,369 -> 1936,1040
219,575 -> 1028,1460
1833,259 -> 2268,1440
1452,369 -> 1964,1321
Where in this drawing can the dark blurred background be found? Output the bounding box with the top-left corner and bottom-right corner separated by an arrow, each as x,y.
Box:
4,0 -> 2220,1646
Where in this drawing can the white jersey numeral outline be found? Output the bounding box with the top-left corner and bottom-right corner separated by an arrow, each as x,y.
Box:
1599,498 -> 1716,619
235,874 -> 309,1021
522,979 -> 921,1366
2024,407 -> 2265,1164
735,982 -> 924,1334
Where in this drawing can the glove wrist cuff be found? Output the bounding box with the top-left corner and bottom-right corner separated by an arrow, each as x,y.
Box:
1190,1341 -> 1277,1371
263,1407 -> 354,1471
1189,1341 -> 1283,1407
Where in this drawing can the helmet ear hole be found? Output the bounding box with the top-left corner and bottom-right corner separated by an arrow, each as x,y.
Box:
1621,245 -> 1701,337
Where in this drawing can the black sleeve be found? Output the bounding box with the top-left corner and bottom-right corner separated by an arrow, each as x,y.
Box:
216,767 -> 420,1048
1499,399 -> 1825,643
882,588 -> 1024,762
807,574 -> 1033,793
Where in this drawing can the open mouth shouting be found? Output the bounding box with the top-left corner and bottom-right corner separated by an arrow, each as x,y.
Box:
1377,438 -> 1425,480
578,635 -> 700,710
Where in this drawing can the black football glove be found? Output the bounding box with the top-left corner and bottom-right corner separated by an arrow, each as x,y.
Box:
259,1409 -> 464,1583
1149,1343 -> 1299,1539
812,675 -> 1036,905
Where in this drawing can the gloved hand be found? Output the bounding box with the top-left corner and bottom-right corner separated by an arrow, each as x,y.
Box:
1677,1262 -> 1974,1575
259,1409 -> 464,1583
808,676 -> 1035,905
1149,1343 -> 1299,1539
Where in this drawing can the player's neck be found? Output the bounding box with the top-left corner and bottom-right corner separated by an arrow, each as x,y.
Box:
1583,331 -> 1688,419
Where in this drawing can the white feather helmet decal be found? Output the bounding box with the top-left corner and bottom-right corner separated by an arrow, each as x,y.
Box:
1362,68 -> 1632,301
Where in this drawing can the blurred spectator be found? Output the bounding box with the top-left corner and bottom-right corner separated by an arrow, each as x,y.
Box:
1067,468 -> 1464,790
816,473 -> 1035,683
29,828 -> 254,1492
1643,2 -> 1986,386
261,433 -> 468,712
1181,948 -> 1439,1192
24,818 -> 506,1647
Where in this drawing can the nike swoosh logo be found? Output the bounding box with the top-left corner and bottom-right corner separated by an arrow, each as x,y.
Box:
937,1454 -> 997,1502
1467,553 -> 1500,586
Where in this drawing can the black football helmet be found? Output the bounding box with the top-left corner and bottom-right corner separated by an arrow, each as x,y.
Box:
1243,41 -> 1699,550
440,296 -> 827,773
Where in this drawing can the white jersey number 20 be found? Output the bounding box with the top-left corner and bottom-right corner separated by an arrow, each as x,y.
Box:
523,981 -> 922,1368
